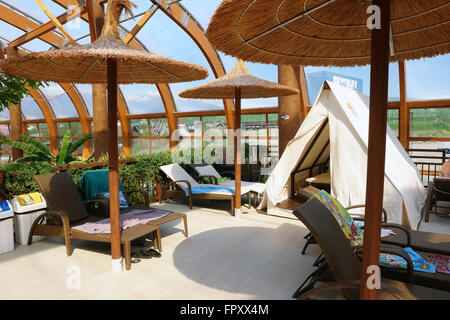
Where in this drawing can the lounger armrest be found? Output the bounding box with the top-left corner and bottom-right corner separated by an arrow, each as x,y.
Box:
220,171 -> 235,179
197,175 -> 218,185
297,280 -> 409,300
378,244 -> 415,284
434,186 -> 450,196
41,210 -> 71,228
380,223 -> 412,247
163,180 -> 192,195
354,245 -> 414,283
125,190 -> 150,207
346,205 -> 388,223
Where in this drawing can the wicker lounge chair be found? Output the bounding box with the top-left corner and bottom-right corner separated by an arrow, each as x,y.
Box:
159,163 -> 253,216
28,172 -> 162,270
293,197 -> 450,300
301,202 -> 450,257
425,177 -> 450,222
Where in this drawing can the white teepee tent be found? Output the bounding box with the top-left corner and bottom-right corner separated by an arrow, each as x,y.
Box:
260,81 -> 426,229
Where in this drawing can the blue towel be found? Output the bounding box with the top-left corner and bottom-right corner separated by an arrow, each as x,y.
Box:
96,192 -> 129,209
187,186 -> 235,197
379,247 -> 437,274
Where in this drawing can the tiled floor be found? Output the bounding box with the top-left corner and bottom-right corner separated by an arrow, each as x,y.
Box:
0,200 -> 319,300
0,199 -> 448,300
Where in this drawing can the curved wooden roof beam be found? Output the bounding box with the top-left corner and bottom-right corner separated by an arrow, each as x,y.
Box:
0,5 -> 96,156
27,89 -> 58,155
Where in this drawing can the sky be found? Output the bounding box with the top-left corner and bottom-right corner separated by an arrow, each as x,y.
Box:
0,0 -> 449,120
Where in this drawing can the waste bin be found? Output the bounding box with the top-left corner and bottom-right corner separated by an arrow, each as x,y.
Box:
0,200 -> 14,254
11,193 -> 47,245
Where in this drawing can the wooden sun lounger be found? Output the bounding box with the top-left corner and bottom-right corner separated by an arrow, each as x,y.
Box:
159,163 -> 253,216
294,197 -> 450,300
28,172 -> 168,270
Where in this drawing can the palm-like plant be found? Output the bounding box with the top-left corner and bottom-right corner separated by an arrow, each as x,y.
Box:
0,130 -> 93,170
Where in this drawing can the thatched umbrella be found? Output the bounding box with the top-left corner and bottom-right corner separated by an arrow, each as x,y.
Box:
179,59 -> 298,217
206,0 -> 449,299
0,0 -> 208,272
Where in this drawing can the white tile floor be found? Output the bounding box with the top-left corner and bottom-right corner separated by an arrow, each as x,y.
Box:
0,201 -> 319,300
0,200 -> 448,300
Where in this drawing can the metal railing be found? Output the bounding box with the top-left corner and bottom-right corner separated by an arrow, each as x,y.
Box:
407,148 -> 449,186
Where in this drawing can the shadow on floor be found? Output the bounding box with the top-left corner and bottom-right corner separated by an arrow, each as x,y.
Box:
172,223 -> 319,299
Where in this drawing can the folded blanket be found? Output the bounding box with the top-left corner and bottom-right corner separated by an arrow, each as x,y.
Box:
187,186 -> 235,196
72,208 -> 170,234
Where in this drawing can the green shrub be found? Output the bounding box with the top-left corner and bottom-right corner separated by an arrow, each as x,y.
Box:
119,152 -> 173,202
0,161 -> 55,199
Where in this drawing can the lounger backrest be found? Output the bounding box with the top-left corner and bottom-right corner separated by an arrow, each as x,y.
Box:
160,163 -> 199,190
293,197 -> 361,299
34,172 -> 90,224
434,177 -> 450,202
193,164 -> 221,178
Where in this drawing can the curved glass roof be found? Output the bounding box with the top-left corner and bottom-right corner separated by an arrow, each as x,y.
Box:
0,0 -> 448,122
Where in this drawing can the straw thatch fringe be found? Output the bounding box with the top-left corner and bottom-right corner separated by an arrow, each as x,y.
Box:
179,59 -> 299,99
0,0 -> 208,84
206,0 -> 450,67
101,0 -> 137,38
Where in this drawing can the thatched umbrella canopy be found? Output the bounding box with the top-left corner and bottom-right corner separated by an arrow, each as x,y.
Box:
0,0 -> 208,273
206,0 -> 449,299
180,59 -> 298,216
0,2 -> 207,83
207,0 -> 449,67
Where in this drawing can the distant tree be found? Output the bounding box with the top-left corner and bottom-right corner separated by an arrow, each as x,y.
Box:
0,71 -> 45,111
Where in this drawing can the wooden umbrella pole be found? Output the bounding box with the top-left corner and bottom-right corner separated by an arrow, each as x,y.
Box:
360,0 -> 391,300
107,58 -> 122,272
234,87 -> 242,217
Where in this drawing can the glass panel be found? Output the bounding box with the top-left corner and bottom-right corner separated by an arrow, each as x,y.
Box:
57,122 -> 71,136
202,116 -> 226,137
178,117 -> 201,136
305,66 -> 368,105
387,109 -> 399,137
406,54 -> 450,100
117,120 -> 123,137
39,123 -> 49,137
119,84 -> 165,114
130,119 -> 150,137
410,108 -> 450,138
21,38 -> 52,52
70,122 -> 83,137
0,109 -> 10,121
305,63 -> 400,104
74,84 -> 93,116
268,114 -> 278,137
132,139 -> 150,155
40,84 -> 77,118
150,119 -> 169,137
26,124 -> 39,137
0,124 -> 10,136
0,20 -> 25,41
151,139 -> 170,154
21,96 -> 44,120
241,114 -> 267,137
